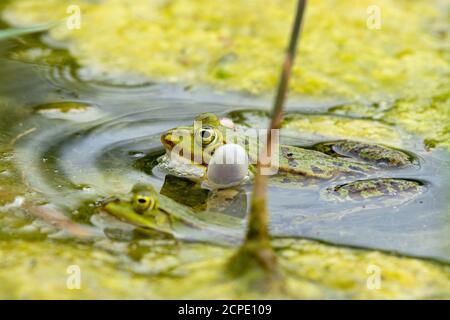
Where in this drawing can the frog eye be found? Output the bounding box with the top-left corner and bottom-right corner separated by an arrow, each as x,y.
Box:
132,195 -> 156,213
198,127 -> 217,145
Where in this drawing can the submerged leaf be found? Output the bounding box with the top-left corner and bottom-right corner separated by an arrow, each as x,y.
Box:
0,23 -> 56,41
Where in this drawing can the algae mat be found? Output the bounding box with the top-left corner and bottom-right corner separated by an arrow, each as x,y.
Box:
3,0 -> 449,148
1,239 -> 449,299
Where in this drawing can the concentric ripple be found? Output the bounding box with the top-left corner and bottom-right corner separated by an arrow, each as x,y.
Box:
3,52 -> 446,261
15,98 -> 450,261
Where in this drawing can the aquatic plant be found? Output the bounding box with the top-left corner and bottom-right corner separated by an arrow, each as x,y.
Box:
0,23 -> 55,41
227,0 -> 307,290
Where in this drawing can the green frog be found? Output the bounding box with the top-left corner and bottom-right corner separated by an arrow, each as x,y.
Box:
158,113 -> 424,203
102,183 -> 243,239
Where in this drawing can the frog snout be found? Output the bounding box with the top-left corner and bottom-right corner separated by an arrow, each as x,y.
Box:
161,129 -> 178,150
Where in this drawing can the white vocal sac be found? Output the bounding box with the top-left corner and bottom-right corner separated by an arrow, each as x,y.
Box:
206,144 -> 249,189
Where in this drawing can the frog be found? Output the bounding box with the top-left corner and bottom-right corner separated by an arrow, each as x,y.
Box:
101,183 -> 243,241
157,113 -> 424,203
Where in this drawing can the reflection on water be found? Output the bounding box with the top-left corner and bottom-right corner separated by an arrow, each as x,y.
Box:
1,35 -> 449,264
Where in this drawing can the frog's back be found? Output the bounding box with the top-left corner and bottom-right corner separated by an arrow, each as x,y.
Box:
322,178 -> 425,209
312,140 -> 414,168
278,145 -> 372,179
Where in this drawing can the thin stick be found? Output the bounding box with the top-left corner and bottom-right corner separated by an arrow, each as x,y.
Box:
270,0 -> 307,130
230,0 -> 308,277
247,0 -> 307,244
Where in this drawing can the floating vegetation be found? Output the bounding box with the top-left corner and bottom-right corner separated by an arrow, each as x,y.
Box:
3,0 -> 449,148
0,239 -> 449,299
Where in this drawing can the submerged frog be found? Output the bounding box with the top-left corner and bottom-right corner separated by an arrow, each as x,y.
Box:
102,184 -> 172,235
102,183 -> 243,241
157,113 -> 424,204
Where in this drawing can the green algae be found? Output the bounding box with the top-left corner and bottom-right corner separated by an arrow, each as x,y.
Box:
283,114 -> 404,146
0,239 -> 449,299
3,0 -> 449,148
2,0 -> 446,99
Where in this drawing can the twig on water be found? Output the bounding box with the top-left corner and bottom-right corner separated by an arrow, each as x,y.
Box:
228,0 -> 308,288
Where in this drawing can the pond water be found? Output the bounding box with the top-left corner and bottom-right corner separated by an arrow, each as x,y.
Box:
1,31 -> 449,268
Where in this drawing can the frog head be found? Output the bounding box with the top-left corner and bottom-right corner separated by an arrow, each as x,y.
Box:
102,183 -> 160,219
161,113 -> 228,166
